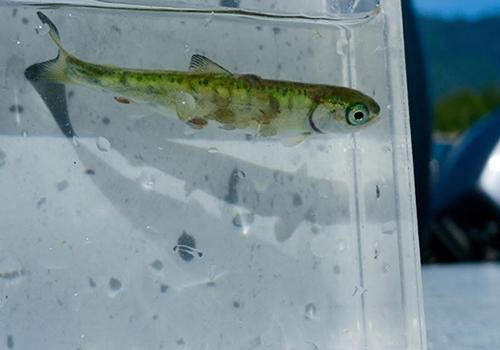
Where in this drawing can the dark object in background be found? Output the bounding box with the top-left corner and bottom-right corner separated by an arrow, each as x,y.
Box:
402,2 -> 433,261
430,110 -> 500,261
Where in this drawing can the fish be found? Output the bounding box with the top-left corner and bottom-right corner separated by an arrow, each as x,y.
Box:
25,12 -> 381,145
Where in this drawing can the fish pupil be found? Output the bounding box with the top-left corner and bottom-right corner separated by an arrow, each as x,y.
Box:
354,111 -> 365,120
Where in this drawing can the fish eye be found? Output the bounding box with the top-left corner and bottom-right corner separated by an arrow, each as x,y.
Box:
346,103 -> 369,125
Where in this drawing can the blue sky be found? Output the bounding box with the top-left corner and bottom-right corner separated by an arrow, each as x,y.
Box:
412,0 -> 500,19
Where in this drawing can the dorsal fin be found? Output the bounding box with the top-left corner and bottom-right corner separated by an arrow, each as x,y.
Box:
189,54 -> 232,75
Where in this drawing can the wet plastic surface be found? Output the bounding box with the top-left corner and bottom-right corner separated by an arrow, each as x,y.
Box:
0,1 -> 425,349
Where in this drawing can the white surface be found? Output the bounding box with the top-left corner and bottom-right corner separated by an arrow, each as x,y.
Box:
423,263 -> 500,350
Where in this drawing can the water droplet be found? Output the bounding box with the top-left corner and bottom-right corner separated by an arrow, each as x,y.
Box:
244,336 -> 262,350
373,241 -> 379,259
336,239 -> 346,252
88,277 -> 96,288
307,342 -> 319,350
207,147 -> 218,154
179,91 -> 194,106
0,252 -> 25,288
176,91 -> 196,124
108,277 -> 122,293
382,221 -> 396,234
232,213 -> 254,235
96,136 -> 111,152
342,328 -> 354,341
0,148 -> 6,168
208,264 -> 217,281
336,33 -> 347,56
7,334 -> 14,349
72,136 -> 80,147
382,263 -> 389,272
144,179 -> 155,190
151,259 -> 163,271
6,55 -> 26,89
139,172 -> 156,191
304,303 -> 317,320
145,225 -> 160,234
56,180 -> 69,192
204,11 -> 215,27
310,234 -> 337,257
35,23 -> 49,35
9,104 -> 23,114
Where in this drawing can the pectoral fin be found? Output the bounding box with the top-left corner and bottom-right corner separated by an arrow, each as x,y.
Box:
114,96 -> 131,104
187,118 -> 208,130
175,91 -> 197,121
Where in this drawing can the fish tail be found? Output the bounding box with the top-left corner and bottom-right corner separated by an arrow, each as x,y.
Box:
24,12 -> 70,83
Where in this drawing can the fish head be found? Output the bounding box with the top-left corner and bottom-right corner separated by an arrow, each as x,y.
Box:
311,87 -> 380,133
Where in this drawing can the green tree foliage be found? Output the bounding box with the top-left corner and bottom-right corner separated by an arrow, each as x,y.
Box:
419,16 -> 500,101
434,85 -> 500,133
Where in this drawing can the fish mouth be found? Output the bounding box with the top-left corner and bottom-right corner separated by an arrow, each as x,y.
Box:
369,99 -> 381,116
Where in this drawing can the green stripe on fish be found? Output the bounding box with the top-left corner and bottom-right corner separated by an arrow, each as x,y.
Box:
25,11 -> 381,145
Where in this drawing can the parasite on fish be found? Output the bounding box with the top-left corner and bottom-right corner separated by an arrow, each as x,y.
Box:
25,12 -> 381,145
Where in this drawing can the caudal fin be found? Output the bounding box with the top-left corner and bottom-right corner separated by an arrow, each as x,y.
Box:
25,12 -> 76,138
24,12 -> 69,83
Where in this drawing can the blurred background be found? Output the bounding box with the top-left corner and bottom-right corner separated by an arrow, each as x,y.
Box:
405,0 -> 500,263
